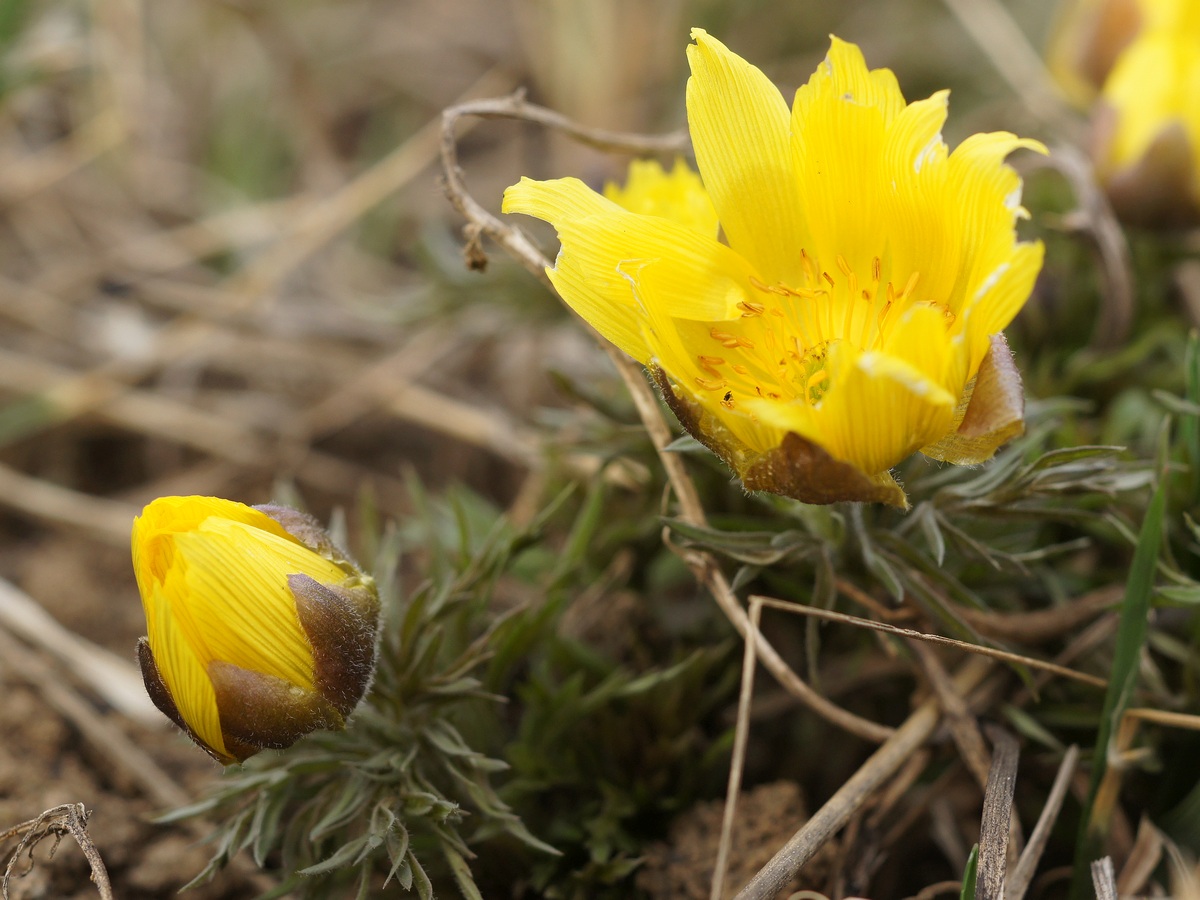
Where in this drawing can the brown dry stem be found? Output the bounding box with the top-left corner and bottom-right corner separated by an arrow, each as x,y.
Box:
0,804 -> 112,900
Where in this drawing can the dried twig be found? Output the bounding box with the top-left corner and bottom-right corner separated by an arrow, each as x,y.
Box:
711,597 -> 762,900
749,595 -> 1106,689
0,804 -> 112,900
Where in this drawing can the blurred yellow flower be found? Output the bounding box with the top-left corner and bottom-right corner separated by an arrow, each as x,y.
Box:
1093,0 -> 1200,222
1047,0 -> 1142,103
132,496 -> 379,764
505,30 -> 1043,507
1050,0 -> 1200,223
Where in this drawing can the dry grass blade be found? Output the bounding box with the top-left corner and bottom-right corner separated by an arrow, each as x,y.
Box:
1005,745 -> 1079,900
911,642 -> 993,790
1090,857 -> 1117,900
732,657 -> 993,900
748,595 -> 1107,689
976,727 -> 1019,900
1116,817 -> 1164,898
0,804 -> 112,900
711,598 -> 762,900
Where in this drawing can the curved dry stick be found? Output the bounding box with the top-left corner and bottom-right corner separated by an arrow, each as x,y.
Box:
440,93 -> 894,744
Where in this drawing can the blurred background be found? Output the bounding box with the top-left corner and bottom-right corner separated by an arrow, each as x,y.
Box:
0,0 -> 1105,897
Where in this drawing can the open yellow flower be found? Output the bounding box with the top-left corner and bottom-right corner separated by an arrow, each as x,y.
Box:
504,30 -> 1043,507
1092,0 -> 1200,223
132,496 -> 379,764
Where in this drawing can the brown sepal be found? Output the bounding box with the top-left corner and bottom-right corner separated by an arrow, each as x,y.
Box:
651,366 -> 908,508
289,574 -> 379,717
254,503 -> 364,574
137,637 -> 234,765
922,334 -> 1025,465
207,660 -> 345,762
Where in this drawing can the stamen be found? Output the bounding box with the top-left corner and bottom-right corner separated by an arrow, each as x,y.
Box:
737,300 -> 765,317
872,256 -> 881,282
822,271 -> 836,289
731,364 -> 750,375
694,376 -> 728,391
800,249 -> 817,284
836,255 -> 852,277
900,271 -> 920,300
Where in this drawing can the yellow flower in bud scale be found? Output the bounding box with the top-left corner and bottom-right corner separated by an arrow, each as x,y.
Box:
505,30 -> 1044,507
132,496 -> 379,764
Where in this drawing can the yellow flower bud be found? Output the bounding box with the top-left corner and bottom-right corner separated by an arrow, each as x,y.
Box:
131,496 -> 380,765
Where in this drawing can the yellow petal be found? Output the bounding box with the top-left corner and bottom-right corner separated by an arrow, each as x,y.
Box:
505,175 -> 755,362
960,241 -> 1045,373
812,343 -> 957,475
173,519 -> 346,689
686,28 -> 806,284
603,158 -> 719,237
143,580 -> 226,757
790,37 -> 908,276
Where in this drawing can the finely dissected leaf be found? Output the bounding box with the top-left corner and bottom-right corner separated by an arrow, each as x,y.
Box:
1073,482 -> 1166,891
663,517 -> 820,565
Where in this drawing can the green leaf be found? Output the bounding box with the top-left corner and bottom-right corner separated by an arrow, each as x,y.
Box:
443,845 -> 485,900
960,843 -> 979,900
1073,482 -> 1166,892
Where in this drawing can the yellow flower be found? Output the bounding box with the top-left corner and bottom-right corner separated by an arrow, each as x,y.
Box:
1047,0 -> 1142,104
132,496 -> 380,764
504,30 -> 1044,507
1092,0 -> 1200,223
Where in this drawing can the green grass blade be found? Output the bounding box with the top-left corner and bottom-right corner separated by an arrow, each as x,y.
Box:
1071,482 -> 1166,895
961,843 -> 979,900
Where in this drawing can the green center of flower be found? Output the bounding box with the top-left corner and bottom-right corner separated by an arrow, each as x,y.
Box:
695,250 -> 950,410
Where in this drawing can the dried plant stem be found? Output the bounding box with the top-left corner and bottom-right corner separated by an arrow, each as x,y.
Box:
440,93 -> 894,744
0,803 -> 112,900
750,595 -> 1106,689
711,597 -> 762,900
732,656 -> 993,900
